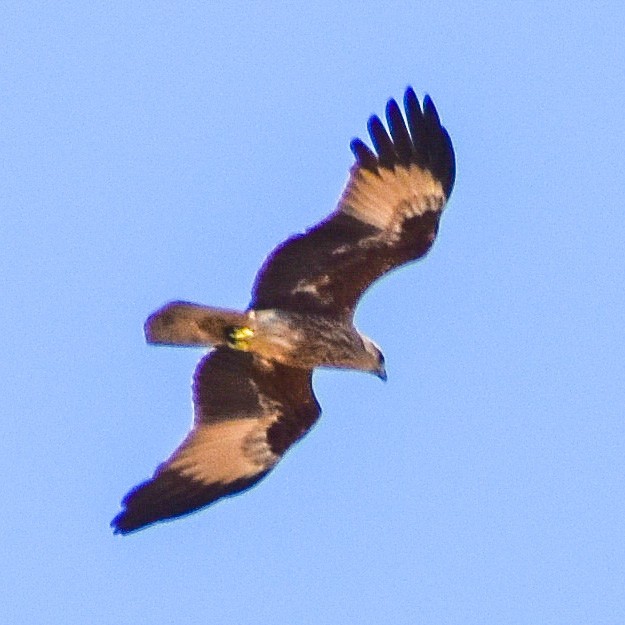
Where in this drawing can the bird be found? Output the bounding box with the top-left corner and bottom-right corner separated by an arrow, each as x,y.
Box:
111,87 -> 455,534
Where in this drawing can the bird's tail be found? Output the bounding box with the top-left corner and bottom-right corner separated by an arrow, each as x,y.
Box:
144,301 -> 249,348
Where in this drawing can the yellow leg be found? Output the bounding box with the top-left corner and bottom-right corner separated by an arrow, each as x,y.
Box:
226,326 -> 255,351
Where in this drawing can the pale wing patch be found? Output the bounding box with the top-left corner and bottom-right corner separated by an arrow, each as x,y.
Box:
166,417 -> 279,486
338,164 -> 445,230
291,274 -> 333,303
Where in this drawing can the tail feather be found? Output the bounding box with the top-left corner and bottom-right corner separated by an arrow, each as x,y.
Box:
144,301 -> 248,347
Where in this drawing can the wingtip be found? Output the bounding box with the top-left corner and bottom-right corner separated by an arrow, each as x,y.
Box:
351,87 -> 455,199
350,137 -> 378,171
403,86 -> 422,120
385,96 -> 400,118
110,511 -> 134,535
110,508 -> 157,535
110,518 -> 126,536
367,114 -> 397,168
422,94 -> 441,126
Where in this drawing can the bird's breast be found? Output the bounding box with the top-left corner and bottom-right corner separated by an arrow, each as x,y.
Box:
248,309 -> 363,370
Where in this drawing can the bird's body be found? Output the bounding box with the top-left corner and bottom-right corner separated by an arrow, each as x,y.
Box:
147,302 -> 384,374
112,87 -> 455,534
246,309 -> 384,373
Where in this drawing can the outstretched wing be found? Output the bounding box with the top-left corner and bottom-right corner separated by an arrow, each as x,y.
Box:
111,348 -> 320,534
250,88 -> 455,317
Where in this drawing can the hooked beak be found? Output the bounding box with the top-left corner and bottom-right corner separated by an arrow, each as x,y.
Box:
376,364 -> 388,382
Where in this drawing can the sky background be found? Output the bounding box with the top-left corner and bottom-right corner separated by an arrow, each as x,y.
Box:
2,2 -> 625,624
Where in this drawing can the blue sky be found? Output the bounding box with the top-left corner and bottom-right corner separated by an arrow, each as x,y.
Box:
2,2 -> 625,623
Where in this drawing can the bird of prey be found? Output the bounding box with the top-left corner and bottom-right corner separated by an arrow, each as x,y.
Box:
112,87 -> 455,534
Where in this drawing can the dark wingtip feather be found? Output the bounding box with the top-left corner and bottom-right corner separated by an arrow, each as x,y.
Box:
351,86 -> 456,198
423,93 -> 455,198
386,98 -> 413,165
404,87 -> 423,128
111,512 -> 135,535
367,114 -> 397,168
423,94 -> 441,126
350,138 -> 378,172
111,471 -> 268,535
438,126 -> 456,198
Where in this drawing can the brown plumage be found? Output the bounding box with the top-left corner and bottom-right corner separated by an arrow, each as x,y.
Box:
112,87 -> 455,534
112,349 -> 318,534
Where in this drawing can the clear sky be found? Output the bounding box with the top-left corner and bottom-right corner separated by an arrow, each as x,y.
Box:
2,2 -> 625,624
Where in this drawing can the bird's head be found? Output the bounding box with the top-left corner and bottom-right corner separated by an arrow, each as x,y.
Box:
362,336 -> 387,382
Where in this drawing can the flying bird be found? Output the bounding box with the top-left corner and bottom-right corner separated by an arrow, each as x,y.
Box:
112,87 -> 455,534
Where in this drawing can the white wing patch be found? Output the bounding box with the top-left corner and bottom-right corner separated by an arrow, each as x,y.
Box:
338,164 -> 445,231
